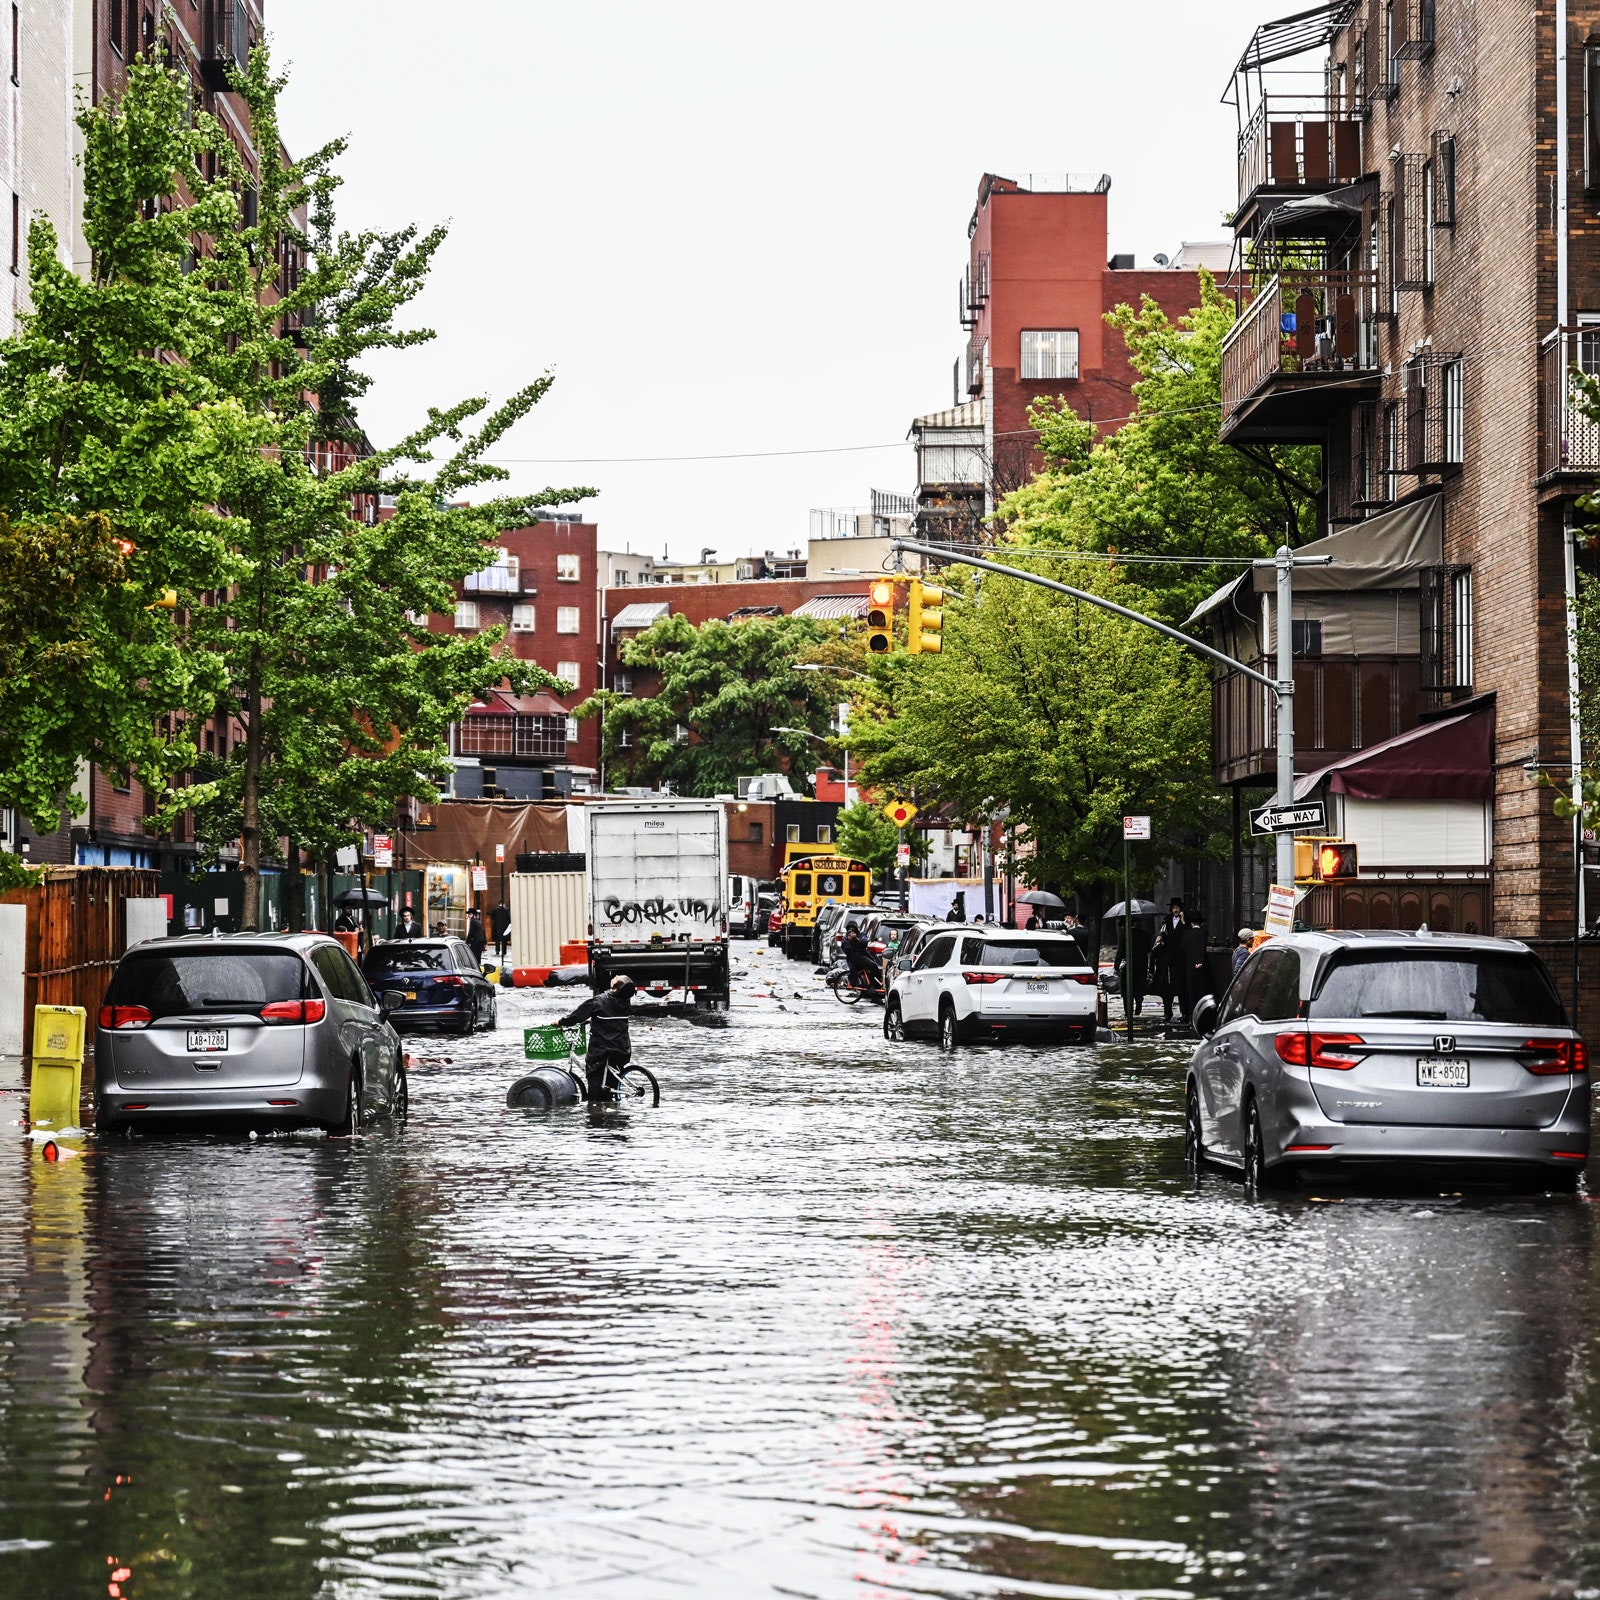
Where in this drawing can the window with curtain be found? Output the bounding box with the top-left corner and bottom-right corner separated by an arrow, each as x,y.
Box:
1019,329 -> 1079,381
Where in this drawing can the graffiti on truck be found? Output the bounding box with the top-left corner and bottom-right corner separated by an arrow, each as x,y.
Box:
602,896 -> 721,927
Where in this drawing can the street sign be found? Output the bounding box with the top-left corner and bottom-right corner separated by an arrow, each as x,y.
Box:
1264,883 -> 1297,934
471,865 -> 488,892
884,799 -> 918,827
495,843 -> 505,863
1122,815 -> 1151,841
335,845 -> 358,869
1249,800 -> 1326,836
897,843 -> 912,867
373,834 -> 393,868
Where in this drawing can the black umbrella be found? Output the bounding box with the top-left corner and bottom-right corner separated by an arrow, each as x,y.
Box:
1102,898 -> 1158,918
1016,890 -> 1066,910
334,886 -> 390,909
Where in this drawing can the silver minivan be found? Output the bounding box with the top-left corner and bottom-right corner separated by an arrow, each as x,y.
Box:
95,934 -> 407,1134
1187,930 -> 1589,1189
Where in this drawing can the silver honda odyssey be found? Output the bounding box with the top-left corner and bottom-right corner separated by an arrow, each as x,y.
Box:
95,934 -> 407,1134
1187,930 -> 1589,1189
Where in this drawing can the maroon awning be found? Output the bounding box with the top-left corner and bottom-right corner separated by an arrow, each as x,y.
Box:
1295,710 -> 1492,802
464,690 -> 568,718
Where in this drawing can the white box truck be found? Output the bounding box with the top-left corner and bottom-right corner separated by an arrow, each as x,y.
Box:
585,800 -> 730,1007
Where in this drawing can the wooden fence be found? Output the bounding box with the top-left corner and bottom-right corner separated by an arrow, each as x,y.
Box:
0,868 -> 158,1058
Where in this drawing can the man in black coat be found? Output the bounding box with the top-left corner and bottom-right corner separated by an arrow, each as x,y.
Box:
489,901 -> 512,961
1151,898 -> 1186,1024
559,976 -> 676,1101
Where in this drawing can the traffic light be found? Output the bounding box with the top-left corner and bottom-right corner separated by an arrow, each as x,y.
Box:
908,580 -> 945,654
866,580 -> 896,654
1315,840 -> 1359,881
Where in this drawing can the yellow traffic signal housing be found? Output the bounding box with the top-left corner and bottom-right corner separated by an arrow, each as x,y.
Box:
908,580 -> 945,654
1294,838 -> 1315,882
866,580 -> 896,654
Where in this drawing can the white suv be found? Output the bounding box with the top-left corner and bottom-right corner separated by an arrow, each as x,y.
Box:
884,926 -> 1102,1049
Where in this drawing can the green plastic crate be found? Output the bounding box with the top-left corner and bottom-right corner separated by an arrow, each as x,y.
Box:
524,1023 -> 586,1061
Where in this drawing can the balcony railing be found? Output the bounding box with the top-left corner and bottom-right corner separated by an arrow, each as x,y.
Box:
200,0 -> 252,90
965,334 -> 985,396
1237,95 -> 1364,218
1220,269 -> 1380,424
1540,327 -> 1600,476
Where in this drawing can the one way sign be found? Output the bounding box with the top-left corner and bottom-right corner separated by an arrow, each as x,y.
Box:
1249,800 -> 1327,836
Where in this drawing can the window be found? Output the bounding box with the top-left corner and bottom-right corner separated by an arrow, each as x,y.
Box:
817,825 -> 832,843
510,603 -> 536,632
793,872 -> 812,894
557,553 -> 580,582
612,671 -> 632,695
1019,329 -> 1079,381
556,606 -> 580,634
566,716 -> 579,743
616,570 -> 630,585
1442,356 -> 1463,464
1589,45 -> 1600,193
786,824 -> 801,843
1383,0 -> 1397,86
1452,569 -> 1473,687
466,549 -> 519,592
847,875 -> 868,897
914,935 -> 956,972
1252,949 -> 1302,1022
110,0 -> 124,56
1383,403 -> 1400,497
748,822 -> 763,844
555,660 -> 580,688
454,601 -> 479,631
1292,619 -> 1323,658
1310,951 -> 1564,1025
1422,161 -> 1435,283
1433,131 -> 1456,224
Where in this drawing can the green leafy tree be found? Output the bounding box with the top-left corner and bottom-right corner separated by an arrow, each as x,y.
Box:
160,47 -> 591,926
579,614 -> 838,795
0,60 -> 242,834
850,560 -> 1223,907
1004,273 -> 1321,621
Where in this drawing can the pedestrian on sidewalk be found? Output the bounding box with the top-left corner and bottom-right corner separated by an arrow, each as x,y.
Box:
465,908 -> 488,968
1117,920 -> 1152,1019
1232,929 -> 1255,977
490,901 -> 512,960
1152,899 -> 1186,1023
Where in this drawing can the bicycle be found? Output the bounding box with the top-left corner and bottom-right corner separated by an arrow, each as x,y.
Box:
515,1023 -> 661,1108
826,961 -> 886,1007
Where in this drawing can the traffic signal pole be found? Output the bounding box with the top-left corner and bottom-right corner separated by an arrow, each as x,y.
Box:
889,538 -> 1332,900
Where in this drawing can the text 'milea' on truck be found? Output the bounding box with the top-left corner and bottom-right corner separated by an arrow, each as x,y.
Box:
584,800 -> 731,1008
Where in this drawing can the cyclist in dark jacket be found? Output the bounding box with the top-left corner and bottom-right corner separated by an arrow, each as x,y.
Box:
559,976 -> 674,1100
840,922 -> 882,990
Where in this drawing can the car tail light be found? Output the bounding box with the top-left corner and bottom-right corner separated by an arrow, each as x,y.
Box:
267,1099 -> 298,1107
1521,1038 -> 1588,1075
1070,974 -> 1097,986
431,975 -> 465,987
1552,1150 -> 1588,1160
869,942 -> 885,952
1284,1143 -> 1333,1153
1309,1033 -> 1366,1070
1274,1032 -> 1309,1066
961,971 -> 1001,984
260,999 -> 328,1024
98,1005 -> 152,1030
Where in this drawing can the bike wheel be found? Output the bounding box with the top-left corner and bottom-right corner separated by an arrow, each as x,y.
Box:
833,980 -> 864,1006
616,1065 -> 661,1107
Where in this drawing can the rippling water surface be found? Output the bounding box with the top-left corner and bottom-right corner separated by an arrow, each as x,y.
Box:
1,944 -> 1598,1599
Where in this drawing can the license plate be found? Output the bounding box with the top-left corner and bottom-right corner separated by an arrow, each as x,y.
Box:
1417,1057 -> 1468,1087
1027,979 -> 1050,993
404,991 -> 417,1002
187,1028 -> 228,1053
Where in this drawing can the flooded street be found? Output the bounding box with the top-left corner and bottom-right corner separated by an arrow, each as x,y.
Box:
2,945 -> 1599,1599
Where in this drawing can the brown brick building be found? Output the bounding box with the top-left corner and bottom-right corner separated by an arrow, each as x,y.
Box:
1214,0 -> 1600,938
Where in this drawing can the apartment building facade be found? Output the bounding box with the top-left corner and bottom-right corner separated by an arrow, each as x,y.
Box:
1215,0 -> 1600,938
918,173 -> 1225,541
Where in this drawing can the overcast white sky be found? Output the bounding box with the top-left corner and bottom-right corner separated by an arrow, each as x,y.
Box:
271,0 -> 1271,563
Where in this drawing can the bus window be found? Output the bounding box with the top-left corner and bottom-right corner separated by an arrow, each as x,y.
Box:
847,875 -> 868,897
793,874 -> 813,896
817,873 -> 844,896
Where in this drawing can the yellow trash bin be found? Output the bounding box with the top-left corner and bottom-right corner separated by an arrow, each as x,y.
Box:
31,1004 -> 86,1128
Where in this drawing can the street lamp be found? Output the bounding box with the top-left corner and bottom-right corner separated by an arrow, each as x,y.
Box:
1524,756 -> 1586,1020
793,663 -> 873,682
771,725 -> 855,808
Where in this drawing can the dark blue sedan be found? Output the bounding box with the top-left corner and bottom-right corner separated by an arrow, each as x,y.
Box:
361,938 -> 498,1035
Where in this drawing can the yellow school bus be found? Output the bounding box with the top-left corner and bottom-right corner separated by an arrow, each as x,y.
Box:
778,854 -> 872,961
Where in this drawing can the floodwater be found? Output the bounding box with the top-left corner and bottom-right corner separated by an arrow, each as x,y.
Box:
0,947 -> 1598,1600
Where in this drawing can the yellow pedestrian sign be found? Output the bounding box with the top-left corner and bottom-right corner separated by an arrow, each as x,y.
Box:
883,799 -> 918,827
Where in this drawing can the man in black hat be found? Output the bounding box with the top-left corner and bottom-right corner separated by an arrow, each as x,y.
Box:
559,975 -> 682,1102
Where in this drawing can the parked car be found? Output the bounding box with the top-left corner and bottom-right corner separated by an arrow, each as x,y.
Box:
94,933 -> 407,1134
811,901 -> 854,965
362,938 -> 499,1034
1186,930 -> 1590,1190
884,927 -> 1101,1049
766,904 -> 785,947
862,912 -> 926,978
893,921 -> 943,978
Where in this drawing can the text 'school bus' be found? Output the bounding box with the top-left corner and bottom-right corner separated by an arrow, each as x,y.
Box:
778,855 -> 871,961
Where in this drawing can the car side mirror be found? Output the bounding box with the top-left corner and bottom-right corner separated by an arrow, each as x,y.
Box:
1191,994 -> 1219,1038
378,989 -> 404,1016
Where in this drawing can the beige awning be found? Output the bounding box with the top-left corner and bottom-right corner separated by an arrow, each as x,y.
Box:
1251,494 -> 1443,594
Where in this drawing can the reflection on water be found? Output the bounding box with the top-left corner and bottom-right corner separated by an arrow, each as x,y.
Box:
0,949 -> 1595,1598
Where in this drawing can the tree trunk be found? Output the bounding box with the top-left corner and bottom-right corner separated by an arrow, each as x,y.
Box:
239,651 -> 264,930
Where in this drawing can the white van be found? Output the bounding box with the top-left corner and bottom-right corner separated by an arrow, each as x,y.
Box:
728,875 -> 761,939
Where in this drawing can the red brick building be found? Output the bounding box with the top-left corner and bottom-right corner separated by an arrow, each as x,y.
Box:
437,518 -> 602,797
951,177 -> 1221,512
